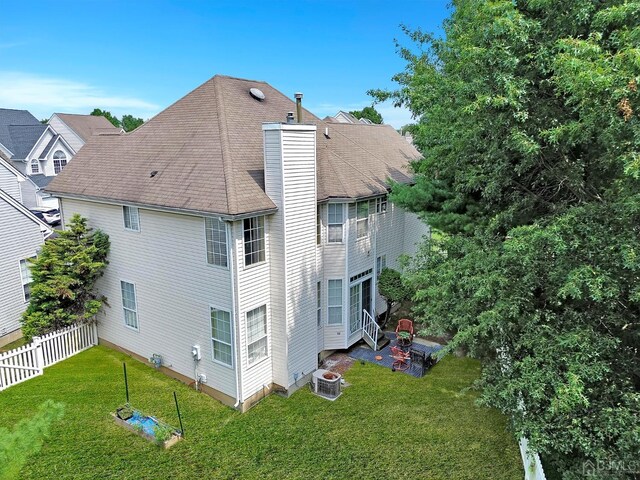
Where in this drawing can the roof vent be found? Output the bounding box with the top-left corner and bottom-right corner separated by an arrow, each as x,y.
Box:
249,88 -> 265,101
150,170 -> 158,178
286,112 -> 295,124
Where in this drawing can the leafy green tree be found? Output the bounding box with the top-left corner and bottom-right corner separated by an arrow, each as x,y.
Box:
374,1 -> 640,477
90,108 -> 121,128
377,267 -> 410,327
349,106 -> 383,124
121,114 -> 144,132
22,215 -> 110,340
0,400 -> 64,480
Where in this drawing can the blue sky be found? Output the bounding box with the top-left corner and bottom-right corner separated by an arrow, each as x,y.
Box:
0,1 -> 449,128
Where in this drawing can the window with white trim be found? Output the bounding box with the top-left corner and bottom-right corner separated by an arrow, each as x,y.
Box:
120,281 -> 138,330
376,255 -> 387,278
30,159 -> 39,174
123,206 -> 140,231
349,283 -> 361,334
356,201 -> 369,238
317,281 -> 322,327
376,196 -> 388,214
244,216 -> 265,266
327,204 -> 343,243
327,279 -> 343,325
53,150 -> 67,174
210,307 -> 232,366
246,305 -> 268,364
19,258 -> 34,302
205,217 -> 228,267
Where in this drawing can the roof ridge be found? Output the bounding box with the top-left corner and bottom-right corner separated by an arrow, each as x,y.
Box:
215,74 -> 268,84
213,75 -> 237,214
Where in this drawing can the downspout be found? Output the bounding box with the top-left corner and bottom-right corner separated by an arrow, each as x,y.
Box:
229,221 -> 243,408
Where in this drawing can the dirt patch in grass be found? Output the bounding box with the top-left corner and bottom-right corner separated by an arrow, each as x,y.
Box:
0,337 -> 27,353
320,352 -> 355,376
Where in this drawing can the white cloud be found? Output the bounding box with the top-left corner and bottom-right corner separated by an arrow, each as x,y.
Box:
308,100 -> 415,129
0,72 -> 159,119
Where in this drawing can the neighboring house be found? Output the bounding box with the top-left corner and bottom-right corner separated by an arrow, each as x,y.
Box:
47,75 -> 429,411
0,185 -> 52,347
48,113 -> 122,153
0,109 -> 121,209
0,156 -> 39,207
327,110 -> 374,125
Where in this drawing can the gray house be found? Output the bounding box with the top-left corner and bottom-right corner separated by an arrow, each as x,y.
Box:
48,75 -> 428,410
0,109 -> 120,208
0,162 -> 52,346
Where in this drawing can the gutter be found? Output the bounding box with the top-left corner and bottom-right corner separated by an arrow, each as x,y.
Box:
47,191 -> 278,221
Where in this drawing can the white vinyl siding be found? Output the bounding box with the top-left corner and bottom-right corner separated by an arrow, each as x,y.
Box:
123,206 -> 140,231
205,217 -> 228,267
0,197 -> 44,339
120,281 -> 138,330
356,201 -> 369,238
19,258 -> 34,302
210,307 -> 232,366
243,216 -> 265,266
328,279 -> 343,325
61,199 -> 237,399
246,305 -> 268,365
327,203 -> 344,243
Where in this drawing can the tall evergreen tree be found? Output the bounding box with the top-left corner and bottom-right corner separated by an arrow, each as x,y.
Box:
372,1 -> 640,477
22,215 -> 110,340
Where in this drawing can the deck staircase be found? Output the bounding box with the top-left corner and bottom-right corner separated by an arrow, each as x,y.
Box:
362,310 -> 390,351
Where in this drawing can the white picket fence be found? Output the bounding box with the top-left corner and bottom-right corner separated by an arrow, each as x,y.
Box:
0,323 -> 97,392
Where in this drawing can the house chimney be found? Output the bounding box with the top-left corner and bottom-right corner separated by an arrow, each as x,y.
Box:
294,92 -> 303,123
286,112 -> 295,124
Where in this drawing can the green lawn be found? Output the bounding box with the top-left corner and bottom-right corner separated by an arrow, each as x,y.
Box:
0,346 -> 522,479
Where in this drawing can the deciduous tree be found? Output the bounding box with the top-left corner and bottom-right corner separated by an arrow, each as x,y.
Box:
373,1 -> 640,477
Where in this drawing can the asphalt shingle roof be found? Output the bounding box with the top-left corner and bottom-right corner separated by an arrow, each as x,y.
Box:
0,108 -> 45,159
29,174 -> 54,189
54,113 -> 121,142
47,75 -> 421,216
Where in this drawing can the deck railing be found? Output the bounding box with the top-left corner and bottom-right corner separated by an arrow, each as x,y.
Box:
362,310 -> 380,351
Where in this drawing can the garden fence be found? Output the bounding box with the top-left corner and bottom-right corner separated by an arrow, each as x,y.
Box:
0,322 -> 97,392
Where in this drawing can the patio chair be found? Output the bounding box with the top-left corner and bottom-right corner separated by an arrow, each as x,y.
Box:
390,346 -> 410,371
395,319 -> 414,347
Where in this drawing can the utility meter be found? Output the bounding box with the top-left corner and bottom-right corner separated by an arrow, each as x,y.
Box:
191,345 -> 201,361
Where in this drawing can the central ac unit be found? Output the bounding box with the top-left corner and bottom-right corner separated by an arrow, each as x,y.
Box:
312,369 -> 342,400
